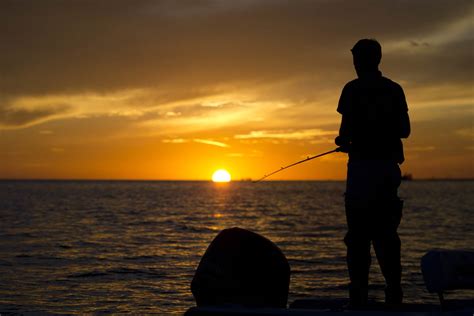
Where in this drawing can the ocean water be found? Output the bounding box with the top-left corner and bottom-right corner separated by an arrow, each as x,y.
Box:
0,180 -> 472,314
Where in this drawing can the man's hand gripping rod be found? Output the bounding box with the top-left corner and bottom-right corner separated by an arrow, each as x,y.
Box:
253,148 -> 343,183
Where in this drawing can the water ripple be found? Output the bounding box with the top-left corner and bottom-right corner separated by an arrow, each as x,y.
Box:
0,180 -> 472,314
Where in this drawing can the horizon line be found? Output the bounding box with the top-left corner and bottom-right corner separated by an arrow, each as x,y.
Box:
1,178 -> 473,182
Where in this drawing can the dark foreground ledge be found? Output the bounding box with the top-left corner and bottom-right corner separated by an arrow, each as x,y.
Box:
185,298 -> 474,316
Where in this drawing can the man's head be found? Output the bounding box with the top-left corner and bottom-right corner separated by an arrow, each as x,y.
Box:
351,39 -> 382,76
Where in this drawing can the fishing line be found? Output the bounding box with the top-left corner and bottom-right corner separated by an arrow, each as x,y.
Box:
253,148 -> 341,183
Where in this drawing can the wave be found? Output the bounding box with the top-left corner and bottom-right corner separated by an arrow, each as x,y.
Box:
68,267 -> 166,279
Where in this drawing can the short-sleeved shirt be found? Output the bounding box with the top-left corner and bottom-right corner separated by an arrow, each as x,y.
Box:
337,72 -> 408,164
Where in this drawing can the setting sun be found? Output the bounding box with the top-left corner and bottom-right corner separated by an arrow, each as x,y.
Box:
212,169 -> 231,182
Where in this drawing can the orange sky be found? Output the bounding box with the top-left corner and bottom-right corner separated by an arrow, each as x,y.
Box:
1,0 -> 473,180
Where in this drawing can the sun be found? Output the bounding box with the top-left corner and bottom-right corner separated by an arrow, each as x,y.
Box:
212,169 -> 231,182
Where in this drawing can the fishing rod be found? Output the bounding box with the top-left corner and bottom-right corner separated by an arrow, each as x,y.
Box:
253,147 -> 342,183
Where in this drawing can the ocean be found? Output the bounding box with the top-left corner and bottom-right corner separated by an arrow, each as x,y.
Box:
0,180 -> 472,314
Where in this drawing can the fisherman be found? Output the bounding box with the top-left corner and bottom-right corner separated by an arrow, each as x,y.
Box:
335,39 -> 410,307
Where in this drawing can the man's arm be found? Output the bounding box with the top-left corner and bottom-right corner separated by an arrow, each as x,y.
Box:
397,85 -> 410,138
335,84 -> 352,152
400,111 -> 410,138
337,114 -> 352,144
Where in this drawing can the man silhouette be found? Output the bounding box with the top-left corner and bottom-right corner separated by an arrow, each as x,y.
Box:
335,39 -> 410,307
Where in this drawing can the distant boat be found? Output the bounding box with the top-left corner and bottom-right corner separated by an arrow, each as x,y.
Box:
401,173 -> 413,181
239,178 -> 253,182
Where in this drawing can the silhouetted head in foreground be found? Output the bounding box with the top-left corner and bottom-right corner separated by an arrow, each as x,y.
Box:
191,227 -> 290,308
351,38 -> 382,77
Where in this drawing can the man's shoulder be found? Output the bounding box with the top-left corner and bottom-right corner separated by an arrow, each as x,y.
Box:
341,76 -> 405,94
380,76 -> 404,92
342,79 -> 359,92
344,78 -> 359,87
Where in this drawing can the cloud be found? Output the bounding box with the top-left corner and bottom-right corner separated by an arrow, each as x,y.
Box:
227,150 -> 262,158
1,1 -> 473,180
455,128 -> 474,138
193,139 -> 229,148
167,102 -> 245,118
165,111 -> 181,117
162,137 -> 230,148
1,0 -> 472,96
0,90 -> 150,129
405,146 -> 436,152
39,130 -> 54,135
138,98 -> 260,134
0,88 -> 226,129
227,153 -> 244,157
0,103 -> 71,129
235,129 -> 337,140
0,0 -> 472,134
162,138 -> 188,144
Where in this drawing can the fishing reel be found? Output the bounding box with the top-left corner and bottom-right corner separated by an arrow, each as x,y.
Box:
335,136 -> 351,153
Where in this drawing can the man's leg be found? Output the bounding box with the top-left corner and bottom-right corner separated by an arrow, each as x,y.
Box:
373,198 -> 403,304
344,202 -> 372,307
344,229 -> 371,306
344,161 -> 374,307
